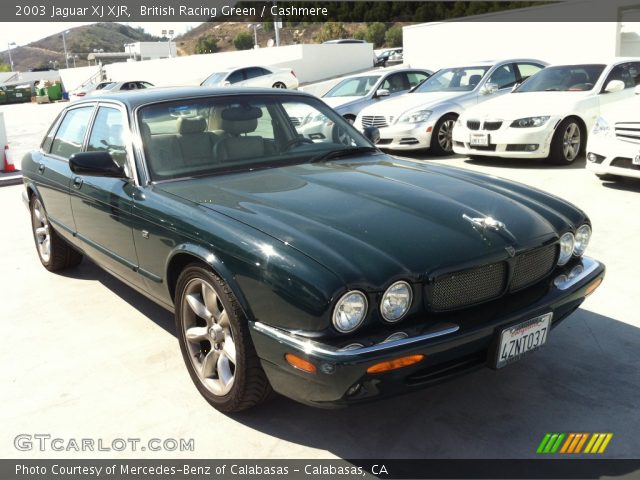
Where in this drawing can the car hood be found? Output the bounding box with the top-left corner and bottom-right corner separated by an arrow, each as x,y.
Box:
463,91 -> 590,120
360,91 -> 465,117
601,96 -> 640,122
157,155 -> 582,287
323,96 -> 362,109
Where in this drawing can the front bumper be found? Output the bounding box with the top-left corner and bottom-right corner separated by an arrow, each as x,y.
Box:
358,120 -> 436,151
250,256 -> 604,407
587,134 -> 640,180
452,120 -> 557,159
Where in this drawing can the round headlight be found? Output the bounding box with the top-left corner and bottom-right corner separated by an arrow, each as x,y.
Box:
574,224 -> 591,257
333,291 -> 368,333
558,232 -> 575,266
380,281 -> 413,322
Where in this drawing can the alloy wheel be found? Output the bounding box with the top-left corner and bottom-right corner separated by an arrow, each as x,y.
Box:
32,199 -> 51,263
562,122 -> 581,162
438,119 -> 455,152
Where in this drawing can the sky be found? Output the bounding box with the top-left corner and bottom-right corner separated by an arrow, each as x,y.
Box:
0,22 -> 202,51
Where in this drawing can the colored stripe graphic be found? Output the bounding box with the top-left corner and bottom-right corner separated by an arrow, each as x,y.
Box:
585,433 -> 614,454
539,433 -> 613,454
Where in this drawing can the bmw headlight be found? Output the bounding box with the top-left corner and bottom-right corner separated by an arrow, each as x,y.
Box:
398,109 -> 432,124
333,291 -> 368,333
557,232 -> 575,266
592,116 -> 610,136
380,281 -> 413,322
510,116 -> 550,128
573,224 -> 591,256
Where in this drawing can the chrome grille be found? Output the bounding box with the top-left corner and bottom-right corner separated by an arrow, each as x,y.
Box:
467,120 -> 481,131
289,116 -> 302,127
615,122 -> 640,143
428,262 -> 507,311
511,244 -> 559,291
484,121 -> 503,131
362,115 -> 389,128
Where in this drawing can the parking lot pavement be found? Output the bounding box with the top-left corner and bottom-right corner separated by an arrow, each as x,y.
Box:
2,143 -> 639,459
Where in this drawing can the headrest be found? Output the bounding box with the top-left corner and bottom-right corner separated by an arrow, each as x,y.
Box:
469,74 -> 482,86
178,116 -> 207,135
221,106 -> 263,121
222,118 -> 258,136
140,122 -> 151,138
570,72 -> 588,84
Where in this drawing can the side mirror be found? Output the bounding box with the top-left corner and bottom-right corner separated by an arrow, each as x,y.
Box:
604,80 -> 625,93
363,126 -> 380,144
222,81 -> 231,87
69,151 -> 125,178
375,88 -> 390,98
480,82 -> 499,95
511,82 -> 521,92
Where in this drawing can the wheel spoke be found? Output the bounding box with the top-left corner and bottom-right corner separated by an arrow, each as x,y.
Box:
222,338 -> 236,364
35,227 -> 46,238
202,283 -> 221,322
34,208 -> 43,223
218,310 -> 230,327
217,354 -> 234,387
186,293 -> 211,322
185,326 -> 209,343
200,351 -> 218,378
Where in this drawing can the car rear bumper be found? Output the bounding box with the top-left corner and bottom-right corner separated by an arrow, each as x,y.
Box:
587,135 -> 640,179
249,256 -> 604,407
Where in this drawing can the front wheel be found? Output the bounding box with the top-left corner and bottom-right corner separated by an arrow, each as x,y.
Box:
175,264 -> 273,412
547,118 -> 584,165
430,114 -> 457,156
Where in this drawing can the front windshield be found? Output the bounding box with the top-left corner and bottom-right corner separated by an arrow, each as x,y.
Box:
514,64 -> 605,92
201,72 -> 229,87
413,66 -> 490,93
139,94 -> 374,181
324,76 -> 381,97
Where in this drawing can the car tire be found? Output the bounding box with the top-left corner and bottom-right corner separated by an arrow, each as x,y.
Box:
547,118 -> 584,165
175,264 -> 273,413
30,196 -> 82,271
272,82 -> 287,89
344,114 -> 356,125
430,114 -> 458,156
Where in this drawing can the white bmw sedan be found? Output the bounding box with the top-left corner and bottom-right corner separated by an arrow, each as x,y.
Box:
453,59 -> 640,164
587,86 -> 640,181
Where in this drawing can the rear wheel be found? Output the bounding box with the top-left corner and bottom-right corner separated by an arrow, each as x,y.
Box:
272,82 -> 287,89
430,114 -> 457,156
30,196 -> 82,271
175,264 -> 273,412
547,118 -> 584,165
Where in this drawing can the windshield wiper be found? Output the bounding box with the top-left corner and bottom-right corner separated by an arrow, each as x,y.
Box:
309,146 -> 379,163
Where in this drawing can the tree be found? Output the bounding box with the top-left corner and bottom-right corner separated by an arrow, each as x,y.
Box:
384,25 -> 402,47
233,31 -> 254,51
0,63 -> 11,72
364,22 -> 387,48
353,27 -> 367,40
195,36 -> 218,54
314,22 -> 348,43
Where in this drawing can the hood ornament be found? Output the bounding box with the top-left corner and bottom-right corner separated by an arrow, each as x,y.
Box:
462,214 -> 506,232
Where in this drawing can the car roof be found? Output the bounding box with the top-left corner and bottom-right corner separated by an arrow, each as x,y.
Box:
440,58 -> 547,69
71,86 -> 314,109
546,57 -> 640,67
338,67 -> 431,81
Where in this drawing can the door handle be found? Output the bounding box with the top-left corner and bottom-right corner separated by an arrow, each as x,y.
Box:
72,177 -> 83,189
37,163 -> 45,174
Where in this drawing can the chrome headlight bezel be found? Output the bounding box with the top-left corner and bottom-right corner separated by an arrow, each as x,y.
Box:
332,290 -> 368,333
397,109 -> 432,124
380,281 -> 413,323
510,116 -> 551,128
557,232 -> 576,266
573,224 -> 591,257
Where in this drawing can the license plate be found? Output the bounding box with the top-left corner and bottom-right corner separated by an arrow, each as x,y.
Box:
15,93 -> 22,97
633,153 -> 640,166
495,313 -> 552,369
470,133 -> 489,146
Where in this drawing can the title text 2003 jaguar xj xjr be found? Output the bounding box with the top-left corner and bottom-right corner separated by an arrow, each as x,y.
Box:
22,88 -> 604,412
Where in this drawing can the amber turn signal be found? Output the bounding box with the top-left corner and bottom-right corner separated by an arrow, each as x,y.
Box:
367,354 -> 425,374
285,353 -> 317,374
585,277 -> 603,296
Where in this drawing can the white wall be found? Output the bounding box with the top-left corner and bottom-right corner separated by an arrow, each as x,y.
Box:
102,43 -> 373,87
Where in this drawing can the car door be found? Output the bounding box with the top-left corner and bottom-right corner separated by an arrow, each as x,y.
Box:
244,67 -> 271,87
379,72 -> 411,98
69,103 -> 144,288
598,62 -> 639,115
226,69 -> 246,87
37,104 -> 95,240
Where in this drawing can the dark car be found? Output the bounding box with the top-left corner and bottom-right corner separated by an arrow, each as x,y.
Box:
22,87 -> 604,412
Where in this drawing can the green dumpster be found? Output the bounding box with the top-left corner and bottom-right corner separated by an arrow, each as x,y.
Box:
0,87 -> 7,104
5,85 -> 32,104
46,83 -> 62,101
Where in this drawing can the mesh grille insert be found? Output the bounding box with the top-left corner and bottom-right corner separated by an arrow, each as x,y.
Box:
511,244 -> 558,291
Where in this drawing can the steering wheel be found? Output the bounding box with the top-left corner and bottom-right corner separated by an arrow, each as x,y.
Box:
282,137 -> 314,151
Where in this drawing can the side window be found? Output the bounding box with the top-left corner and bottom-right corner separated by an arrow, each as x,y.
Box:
488,64 -> 517,89
382,73 -> 409,93
630,63 -> 640,86
603,63 -> 636,90
227,70 -> 244,84
246,67 -> 268,80
407,72 -> 429,88
87,107 -> 128,168
253,106 -> 275,140
50,107 -> 94,159
41,112 -> 64,153
516,63 -> 544,82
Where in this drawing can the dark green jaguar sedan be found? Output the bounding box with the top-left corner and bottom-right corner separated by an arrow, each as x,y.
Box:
22,87 -> 604,412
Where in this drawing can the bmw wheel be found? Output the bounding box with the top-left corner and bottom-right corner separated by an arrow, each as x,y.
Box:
430,114 -> 457,156
548,118 -> 584,165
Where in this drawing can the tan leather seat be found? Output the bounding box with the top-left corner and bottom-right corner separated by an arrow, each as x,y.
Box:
140,122 -> 182,175
213,107 -> 274,163
176,116 -> 218,167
